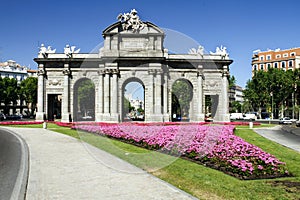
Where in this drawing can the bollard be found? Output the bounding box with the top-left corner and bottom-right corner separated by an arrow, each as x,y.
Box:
43,122 -> 47,129
249,121 -> 253,129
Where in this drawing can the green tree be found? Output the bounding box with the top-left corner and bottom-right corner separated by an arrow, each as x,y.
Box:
2,77 -> 19,115
20,77 -> 38,116
77,79 -> 95,117
124,97 -> 134,113
228,75 -> 236,89
172,80 -> 193,119
230,101 -> 242,113
244,68 -> 295,119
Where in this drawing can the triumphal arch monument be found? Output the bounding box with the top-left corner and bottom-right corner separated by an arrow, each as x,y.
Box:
34,9 -> 233,123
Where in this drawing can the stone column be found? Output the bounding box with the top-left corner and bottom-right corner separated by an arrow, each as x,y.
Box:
163,72 -> 169,122
36,67 -> 45,121
61,66 -> 71,122
196,71 -> 205,121
146,69 -> 155,120
221,66 -> 230,122
110,69 -> 119,122
103,70 -> 110,120
96,70 -> 104,121
155,70 -> 162,115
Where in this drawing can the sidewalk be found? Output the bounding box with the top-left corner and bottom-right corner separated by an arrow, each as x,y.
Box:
4,127 -> 196,200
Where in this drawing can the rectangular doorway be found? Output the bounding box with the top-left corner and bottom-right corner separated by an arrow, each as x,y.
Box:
48,94 -> 62,121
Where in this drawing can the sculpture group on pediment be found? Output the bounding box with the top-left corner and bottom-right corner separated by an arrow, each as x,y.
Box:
117,9 -> 145,32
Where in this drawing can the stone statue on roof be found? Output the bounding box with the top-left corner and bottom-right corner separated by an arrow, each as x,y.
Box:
117,9 -> 145,32
64,44 -> 80,58
189,45 -> 204,56
210,45 -> 229,59
39,44 -> 56,58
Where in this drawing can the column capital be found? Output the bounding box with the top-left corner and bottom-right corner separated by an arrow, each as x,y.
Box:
155,69 -> 163,75
197,70 -> 204,78
63,69 -> 71,76
37,69 -> 45,76
98,69 -> 105,75
148,69 -> 156,75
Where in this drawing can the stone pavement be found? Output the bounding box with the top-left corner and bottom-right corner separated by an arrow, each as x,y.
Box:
4,127 -> 197,200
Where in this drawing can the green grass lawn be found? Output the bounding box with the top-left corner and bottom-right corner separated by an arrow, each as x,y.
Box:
3,123 -> 300,199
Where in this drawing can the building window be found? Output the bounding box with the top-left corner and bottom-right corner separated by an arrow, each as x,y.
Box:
266,55 -> 271,60
281,61 -> 286,68
267,63 -> 271,69
288,60 -> 293,68
260,64 -> 264,70
253,64 -> 257,71
274,62 -> 278,68
291,52 -> 295,56
283,53 -> 288,58
276,54 -> 281,59
260,55 -> 264,61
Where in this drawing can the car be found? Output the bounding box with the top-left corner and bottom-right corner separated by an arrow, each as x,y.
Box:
279,117 -> 293,125
230,113 -> 244,120
243,113 -> 257,121
296,120 -> 300,127
0,113 -> 6,121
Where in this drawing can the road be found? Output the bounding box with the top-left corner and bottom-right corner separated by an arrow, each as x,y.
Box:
254,125 -> 300,152
0,128 -> 29,200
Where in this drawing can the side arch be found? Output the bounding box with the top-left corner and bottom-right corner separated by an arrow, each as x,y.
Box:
73,77 -> 96,121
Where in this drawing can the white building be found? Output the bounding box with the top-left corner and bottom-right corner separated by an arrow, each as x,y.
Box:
0,60 -> 37,82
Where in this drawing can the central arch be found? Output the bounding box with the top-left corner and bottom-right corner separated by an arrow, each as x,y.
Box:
121,77 -> 145,122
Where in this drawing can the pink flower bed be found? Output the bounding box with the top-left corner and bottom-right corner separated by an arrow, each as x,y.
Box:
73,123 -> 288,179
0,121 -> 43,125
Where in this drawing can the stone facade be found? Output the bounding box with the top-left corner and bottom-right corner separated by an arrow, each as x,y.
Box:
34,10 -> 233,122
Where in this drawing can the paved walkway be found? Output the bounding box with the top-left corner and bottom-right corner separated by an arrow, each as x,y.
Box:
4,127 -> 196,200
254,125 -> 300,153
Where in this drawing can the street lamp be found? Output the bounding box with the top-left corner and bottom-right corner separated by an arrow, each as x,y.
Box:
270,92 -> 273,120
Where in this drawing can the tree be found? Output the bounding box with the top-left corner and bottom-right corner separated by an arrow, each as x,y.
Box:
2,77 -> 19,115
228,75 -> 236,89
77,79 -> 95,117
20,77 -> 38,116
230,101 -> 242,113
172,80 -> 193,119
244,68 -> 295,119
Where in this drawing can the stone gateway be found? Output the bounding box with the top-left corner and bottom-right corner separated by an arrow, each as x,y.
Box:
34,9 -> 233,123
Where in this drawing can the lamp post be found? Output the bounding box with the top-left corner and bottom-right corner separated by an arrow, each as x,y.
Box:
271,92 -> 274,121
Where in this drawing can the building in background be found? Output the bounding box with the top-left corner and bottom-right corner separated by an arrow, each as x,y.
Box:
0,60 -> 37,116
252,47 -> 300,75
229,85 -> 244,113
0,60 -> 37,82
229,85 -> 244,104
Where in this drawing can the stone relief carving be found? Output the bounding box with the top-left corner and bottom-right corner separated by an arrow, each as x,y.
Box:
48,79 -> 61,86
117,9 -> 145,32
205,80 -> 219,89
39,44 -> 56,58
64,44 -> 80,58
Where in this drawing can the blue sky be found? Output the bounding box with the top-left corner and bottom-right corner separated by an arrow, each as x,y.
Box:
1,0 -> 300,88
